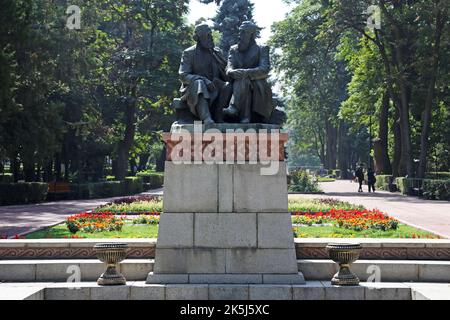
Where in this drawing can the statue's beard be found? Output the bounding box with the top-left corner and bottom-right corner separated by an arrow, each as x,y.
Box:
199,39 -> 214,50
238,39 -> 251,52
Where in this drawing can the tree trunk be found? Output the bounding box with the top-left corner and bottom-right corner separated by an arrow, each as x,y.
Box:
23,159 -> 35,182
325,119 -> 337,170
418,7 -> 444,179
374,92 -> 392,174
392,107 -> 406,178
338,121 -> 350,179
115,97 -> 137,181
10,153 -> 20,182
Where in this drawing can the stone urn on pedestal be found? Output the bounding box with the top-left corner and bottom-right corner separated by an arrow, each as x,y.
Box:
326,243 -> 362,286
94,243 -> 129,286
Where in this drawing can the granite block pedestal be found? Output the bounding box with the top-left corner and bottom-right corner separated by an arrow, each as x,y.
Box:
146,124 -> 305,284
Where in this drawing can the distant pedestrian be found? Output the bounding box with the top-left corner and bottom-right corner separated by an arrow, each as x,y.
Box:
355,166 -> 365,193
367,168 -> 376,193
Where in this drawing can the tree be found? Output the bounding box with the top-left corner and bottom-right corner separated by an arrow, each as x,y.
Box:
270,0 -> 353,173
198,0 -> 255,54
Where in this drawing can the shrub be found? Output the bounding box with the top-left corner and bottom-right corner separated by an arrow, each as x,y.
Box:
375,175 -> 393,191
69,178 -> 144,200
426,172 -> 450,180
0,182 -> 48,205
124,176 -> 143,195
395,177 -> 407,195
70,183 -> 90,199
132,214 -> 160,225
288,170 -> 322,193
136,171 -> 164,189
422,179 -> 450,201
0,173 -> 13,183
89,181 -> 123,198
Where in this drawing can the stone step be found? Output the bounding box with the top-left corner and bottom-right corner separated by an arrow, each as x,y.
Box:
2,238 -> 450,260
1,281 -> 450,300
1,259 -> 450,283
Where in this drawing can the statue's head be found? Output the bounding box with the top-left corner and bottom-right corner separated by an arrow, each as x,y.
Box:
238,21 -> 261,52
194,23 -> 214,50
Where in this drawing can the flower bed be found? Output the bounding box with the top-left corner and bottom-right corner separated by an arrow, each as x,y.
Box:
132,214 -> 160,225
292,209 -> 399,232
66,212 -> 125,234
94,195 -> 162,215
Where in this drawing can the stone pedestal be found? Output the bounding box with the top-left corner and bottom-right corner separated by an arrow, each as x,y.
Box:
146,124 -> 305,284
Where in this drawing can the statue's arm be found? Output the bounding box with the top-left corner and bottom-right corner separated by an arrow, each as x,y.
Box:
179,49 -> 205,85
246,46 -> 270,80
226,47 -> 240,79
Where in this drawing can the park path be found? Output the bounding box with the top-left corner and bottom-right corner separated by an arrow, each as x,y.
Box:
297,180 -> 450,239
0,189 -> 164,238
1,182 -> 449,239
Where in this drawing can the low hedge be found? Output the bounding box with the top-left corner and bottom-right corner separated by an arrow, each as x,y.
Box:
124,177 -> 144,195
0,173 -> 14,183
422,179 -> 450,201
426,172 -> 450,180
395,177 -> 408,195
136,171 -> 164,189
69,178 -> 144,200
0,182 -> 48,205
375,175 -> 393,191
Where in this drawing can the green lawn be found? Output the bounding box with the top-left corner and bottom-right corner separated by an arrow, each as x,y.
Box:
23,196 -> 440,239
294,225 -> 439,239
26,220 -> 439,239
26,222 -> 158,239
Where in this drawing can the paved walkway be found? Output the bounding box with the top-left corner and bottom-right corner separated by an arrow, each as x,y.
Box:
1,183 -> 449,239
0,189 -> 164,238
296,180 -> 450,239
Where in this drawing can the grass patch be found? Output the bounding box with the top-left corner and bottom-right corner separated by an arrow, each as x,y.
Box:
24,196 -> 439,240
294,225 -> 439,239
26,219 -> 438,240
26,221 -> 158,239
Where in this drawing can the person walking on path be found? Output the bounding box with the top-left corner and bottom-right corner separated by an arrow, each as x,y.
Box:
367,168 -> 376,193
355,165 -> 365,193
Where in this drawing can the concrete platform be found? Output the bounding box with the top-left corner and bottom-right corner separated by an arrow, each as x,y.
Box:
1,281 -> 449,300
2,238 -> 450,261
2,259 -> 450,283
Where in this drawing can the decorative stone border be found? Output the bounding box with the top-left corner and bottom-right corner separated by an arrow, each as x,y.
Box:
1,238 -> 450,260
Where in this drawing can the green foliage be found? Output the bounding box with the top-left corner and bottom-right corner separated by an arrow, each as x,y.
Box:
271,0 -> 450,177
26,222 -> 159,239
288,197 -> 364,213
426,172 -> 450,180
132,215 -> 160,225
136,171 -> 164,189
198,0 -> 255,54
288,171 -> 322,193
0,174 -> 13,183
94,200 -> 163,214
293,225 -> 440,239
422,180 -> 450,201
395,177 -> 408,195
124,177 -> 144,195
0,183 -> 48,205
0,0 -> 192,183
375,175 -> 393,191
